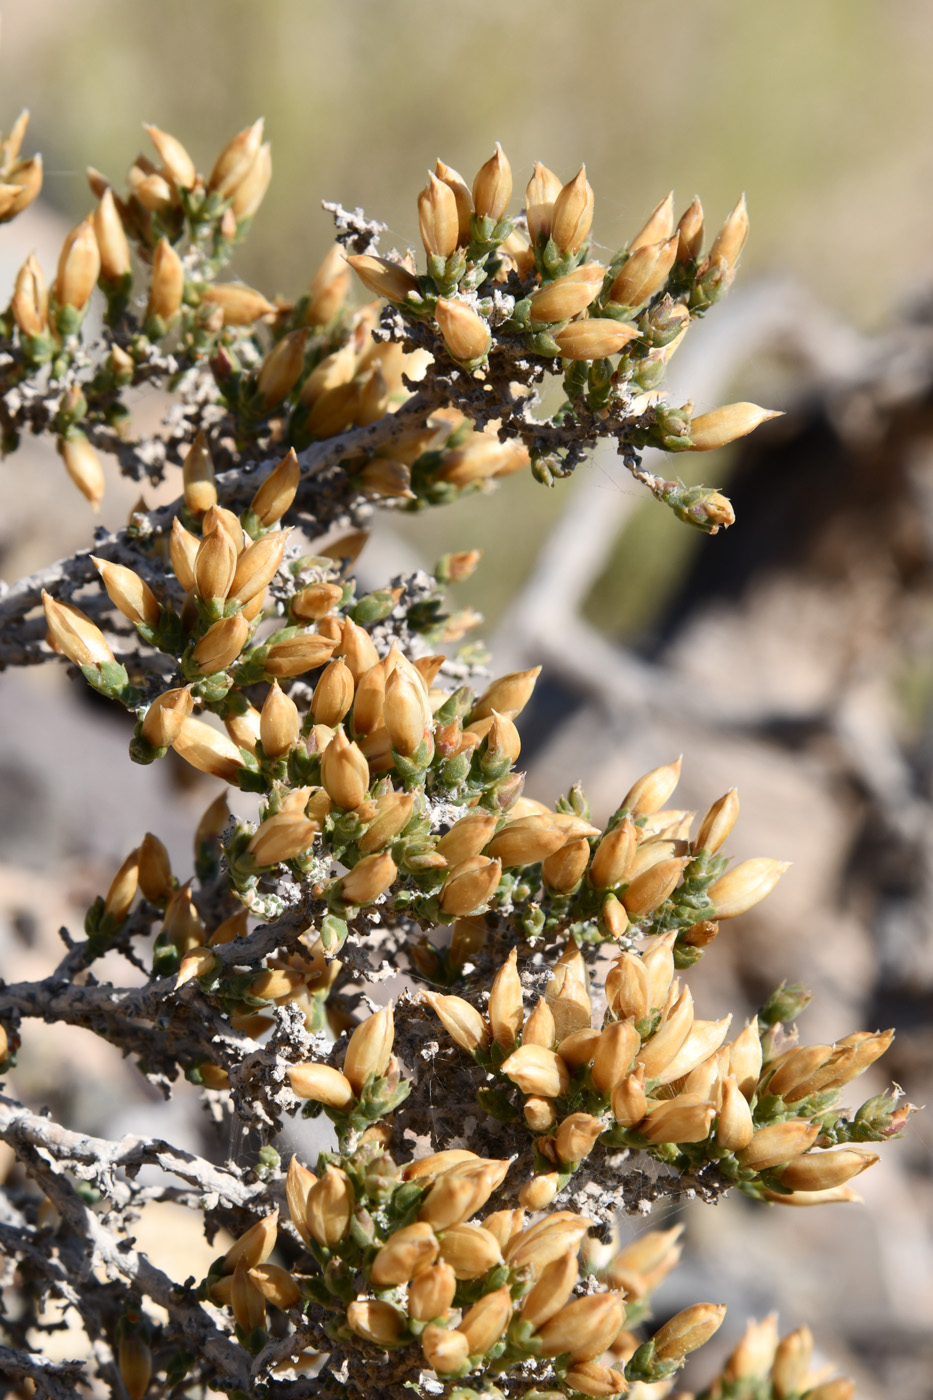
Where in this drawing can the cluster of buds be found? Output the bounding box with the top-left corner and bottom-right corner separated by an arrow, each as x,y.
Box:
427,942 -> 905,1209
346,145 -> 780,512
203,1148 -> 725,1396
0,107 -> 42,224
685,1313 -> 855,1400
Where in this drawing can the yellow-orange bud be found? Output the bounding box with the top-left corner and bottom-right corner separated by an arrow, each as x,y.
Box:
339,850 -> 397,905
249,448 -> 301,526
209,118 -> 264,199
42,591 -> 114,667
550,166 -> 594,257
59,436 -> 105,510
320,727 -> 370,809
418,171 -> 459,259
709,857 -> 790,918
630,191 -> 675,251
652,1302 -> 726,1362
439,855 -> 502,915
147,238 -> 184,322
55,217 -> 100,311
688,402 -> 782,452
141,687 -> 192,748
423,991 -> 490,1054
347,253 -> 420,304
260,681 -> 300,757
257,330 -> 307,410
435,297 -> 490,363
94,188 -> 131,280
535,1292 -> 626,1363
192,614 -> 249,674
172,716 -> 245,784
552,318 -> 640,360
346,1298 -> 404,1346
12,253 -> 48,336
609,235 -> 678,308
472,142 -> 511,221
500,1044 -> 570,1098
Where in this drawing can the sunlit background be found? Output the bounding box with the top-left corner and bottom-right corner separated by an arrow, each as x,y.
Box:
2,3 -> 933,1395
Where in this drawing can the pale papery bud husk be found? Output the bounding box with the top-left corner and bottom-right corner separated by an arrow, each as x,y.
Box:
716,1074 -> 755,1150
529,264 -> 605,324
249,448 -> 301,525
636,988 -> 695,1079
471,665 -> 541,720
638,1093 -> 716,1145
265,631 -> 338,677
93,187 -> 131,279
550,165 -> 595,257
589,819 -> 637,889
693,788 -> 740,853
370,1221 -> 439,1287
677,194 -> 705,263
653,1014 -> 733,1085
285,1156 -> 317,1243
728,1019 -> 764,1100
504,1212 -> 591,1271
293,581 -> 344,622
771,1325 -> 813,1398
201,281 -> 276,326
591,1019 -> 641,1095
104,849 -> 140,922
346,253 -> 420,304
523,995 -> 557,1047
194,526 -> 237,603
418,171 -> 459,259
460,1285 -> 513,1355
520,1247 -> 580,1330
472,142 -> 512,221
707,193 -> 749,270
343,1005 -> 394,1095
525,160 -> 563,244
421,1323 -> 470,1374
435,811 -> 499,865
709,857 -> 790,918
777,1147 -> 879,1193
306,1166 -> 354,1248
192,614 -> 250,674
525,1096 -> 559,1132
401,1150 -> 480,1183
623,856 -> 689,917
59,436 -> 105,510
437,1221 -> 504,1279
605,950 -> 650,1021
555,1111 -> 605,1164
611,1066 -> 648,1126
358,791 -> 414,853
737,1120 -> 820,1171
609,236 -> 678,308
248,813 -> 318,866
630,191 -> 675,251
320,726 -> 370,809
408,1259 -> 457,1321
643,932 -> 677,1009
338,615 -> 380,682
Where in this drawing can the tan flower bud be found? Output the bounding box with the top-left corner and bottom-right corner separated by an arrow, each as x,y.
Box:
42,592 -> 114,667
231,141 -> 272,221
688,402 -> 782,452
247,1261 -> 300,1311
248,812 -> 317,866
524,996 -> 557,1048
293,582 -> 343,623
435,812 -> 499,865
589,819 -> 637,889
118,1332 -> 152,1400
140,687 -> 192,748
342,1005 -> 394,1095
306,1165 -> 354,1248
55,217 -> 100,311
422,991 -> 490,1054
435,159 -> 474,244
200,282 -> 276,329
722,1314 -> 780,1384
304,244 -> 350,325
591,1019 -> 640,1095
439,855 -> 502,916
265,631 -> 338,677
2,154 -> 42,220
707,193 -> 749,271
347,253 -> 420,304
418,171 -> 459,259
340,850 -> 397,906
737,1120 -> 820,1172
766,1043 -> 833,1100
623,856 -> 689,917
175,945 -> 217,989
257,681 -> 298,758
370,1220 -> 438,1287
565,1362 -> 629,1398
541,837 -> 590,894
778,1147 -> 878,1193
636,988 -> 695,1079
349,659 -> 385,735
384,665 -> 432,756
320,727 -> 370,809
652,1302 -> 726,1363
337,616 -> 380,682
525,161 -> 563,244
257,329 -> 307,409
716,1074 -> 755,1150
406,1258 -> 456,1321
529,264 -> 605,324
552,318 -> 639,361
535,1291 -> 626,1362
487,947 -> 523,1050
437,1221 -> 504,1279
209,908 -> 249,947
472,666 -> 541,721
180,431 -> 216,516
402,1150 -> 480,1182
520,1248 -> 579,1331
147,237 -> 184,322
59,435 -> 105,510
358,792 -> 414,853
421,1323 -> 469,1373
501,1043 -> 570,1098
247,451 -> 300,529
556,1027 -> 599,1070
485,821 -> 568,868
728,1019 -> 763,1099
191,614 -> 249,674
638,1093 -> 716,1145
172,716 -> 245,783
630,191 -> 675,251
505,1213 -> 591,1271
826,1028 -> 895,1086
643,932 -> 677,1008
676,194 -> 705,263
418,1176 -> 485,1233
472,142 -> 511,221
138,831 -> 172,902
141,123 -> 196,189
12,253 -> 48,336
693,788 -> 740,853
550,166 -> 595,257
609,235 -> 678,308
771,1325 -> 813,1398
209,118 -> 264,198
605,950 -> 650,1021
554,1112 -> 604,1165
194,526 -> 237,603
709,857 -> 790,918
520,1097 -> 555,1133
223,1210 -> 278,1273
460,1285 -> 512,1355
654,1014 -> 733,1086
224,705 -> 261,754
103,848 -> 139,923
435,297 -> 490,363
346,1298 -> 403,1346
622,757 -> 682,815
610,1066 -> 648,1126
285,1156 -> 317,1243
91,555 -> 159,629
